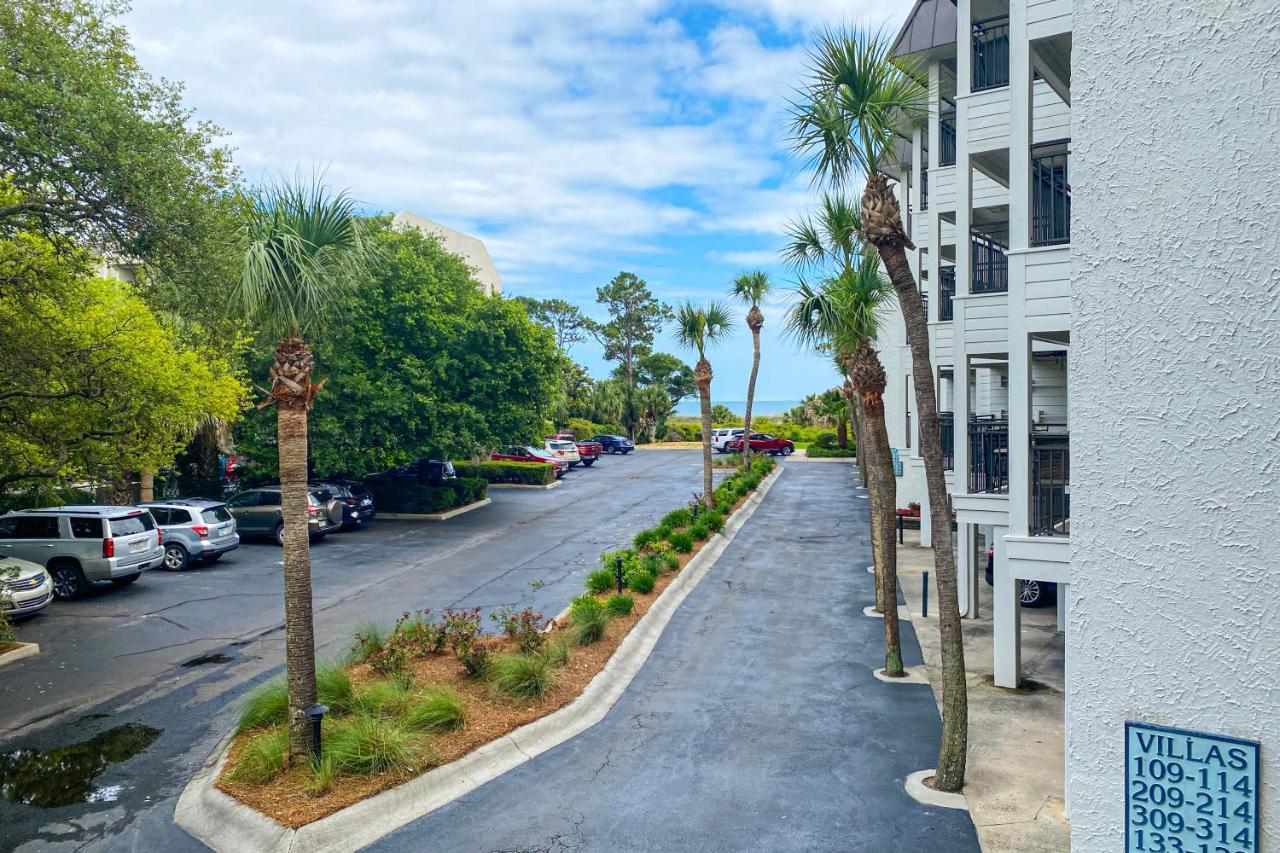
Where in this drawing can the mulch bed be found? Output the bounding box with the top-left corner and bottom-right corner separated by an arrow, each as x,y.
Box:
216,487 -> 755,828
0,641 -> 21,655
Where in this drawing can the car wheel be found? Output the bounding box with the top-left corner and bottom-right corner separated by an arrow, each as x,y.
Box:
783,446 -> 794,456
275,524 -> 285,547
163,543 -> 190,571
1019,579 -> 1050,607
582,459 -> 594,467
50,562 -> 88,600
111,573 -> 141,588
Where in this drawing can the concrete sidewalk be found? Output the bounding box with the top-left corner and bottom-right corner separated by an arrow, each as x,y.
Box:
367,461 -> 978,852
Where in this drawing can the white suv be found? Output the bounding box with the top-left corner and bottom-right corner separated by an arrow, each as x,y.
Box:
711,428 -> 744,454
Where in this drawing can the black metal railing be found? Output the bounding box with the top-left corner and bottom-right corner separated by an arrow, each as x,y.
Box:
972,18 -> 1010,91
1030,427 -> 1069,535
940,106 -> 957,166
1032,144 -> 1071,246
939,266 -> 955,320
939,412 -> 954,471
971,233 -> 1008,294
921,167 -> 928,211
968,416 -> 1008,494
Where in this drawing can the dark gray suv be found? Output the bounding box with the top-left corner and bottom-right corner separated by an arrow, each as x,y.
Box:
138,499 -> 239,570
226,487 -> 342,546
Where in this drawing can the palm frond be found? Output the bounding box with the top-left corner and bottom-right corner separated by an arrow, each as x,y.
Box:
729,270 -> 771,306
675,300 -> 736,359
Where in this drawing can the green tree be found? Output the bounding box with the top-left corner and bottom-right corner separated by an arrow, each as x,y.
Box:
633,384 -> 671,444
0,235 -> 245,492
234,178 -> 372,759
594,272 -> 671,437
711,404 -> 737,424
587,379 -> 626,427
791,25 -> 967,790
515,297 -> 595,353
728,270 -> 772,460
627,352 -> 695,410
674,301 -> 735,503
0,0 -> 239,276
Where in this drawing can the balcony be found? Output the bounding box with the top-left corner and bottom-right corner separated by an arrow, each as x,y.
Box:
940,104 -> 957,166
972,18 -> 1010,91
971,233 -> 1008,294
939,266 -> 955,320
921,167 -> 928,211
939,411 -> 954,471
968,416 -> 1008,494
1031,143 -> 1071,246
1030,427 -> 1069,536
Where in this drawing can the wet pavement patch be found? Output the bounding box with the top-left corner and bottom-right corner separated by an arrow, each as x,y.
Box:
0,724 -> 162,808
181,652 -> 232,667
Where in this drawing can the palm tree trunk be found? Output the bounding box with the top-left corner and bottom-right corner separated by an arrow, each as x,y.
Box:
695,358 -> 714,503
836,416 -> 848,449
866,392 -> 903,677
743,308 -> 763,462
863,173 -> 966,791
848,388 -> 868,487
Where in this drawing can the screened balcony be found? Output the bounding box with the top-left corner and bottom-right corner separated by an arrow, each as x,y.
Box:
1031,142 -> 1071,246
971,233 -> 1008,294
968,416 -> 1009,493
1030,427 -> 1070,535
972,18 -> 1010,91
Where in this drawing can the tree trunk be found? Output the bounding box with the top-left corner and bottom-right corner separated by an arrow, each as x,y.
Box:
836,416 -> 848,449
743,307 -> 763,463
139,471 -> 155,502
863,173 -> 966,791
847,386 -> 868,488
111,474 -> 134,505
694,357 -> 714,503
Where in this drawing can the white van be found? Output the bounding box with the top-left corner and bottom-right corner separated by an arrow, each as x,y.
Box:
710,428 -> 744,453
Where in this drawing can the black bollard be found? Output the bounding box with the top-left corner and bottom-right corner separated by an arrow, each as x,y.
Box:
615,554 -> 624,593
922,571 -> 929,619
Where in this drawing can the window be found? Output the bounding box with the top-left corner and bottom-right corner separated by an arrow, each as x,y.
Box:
0,516 -> 62,539
168,509 -> 193,525
227,492 -> 259,508
70,517 -> 104,538
202,506 -> 233,524
145,508 -> 171,526
259,492 -> 282,507
108,514 -> 154,537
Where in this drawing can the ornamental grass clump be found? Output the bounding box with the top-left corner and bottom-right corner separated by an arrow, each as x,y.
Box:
402,685 -> 466,733
624,566 -> 656,594
227,729 -> 289,783
236,681 -> 288,733
317,664 -> 356,713
354,677 -> 415,718
585,568 -> 616,595
490,652 -> 555,699
689,520 -> 711,541
538,634 -> 572,667
325,714 -> 422,775
632,528 -> 660,550
668,530 -> 695,553
641,553 -> 667,576
702,510 -> 725,532
604,593 -> 635,616
660,508 -> 693,529
569,595 -> 609,645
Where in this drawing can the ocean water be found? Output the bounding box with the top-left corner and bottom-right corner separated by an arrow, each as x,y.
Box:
671,399 -> 801,418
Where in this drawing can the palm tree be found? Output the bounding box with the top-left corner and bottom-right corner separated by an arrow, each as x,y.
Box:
728,271 -> 772,462
791,24 -> 967,791
786,251 -> 905,678
674,301 -> 734,503
234,177 -> 370,758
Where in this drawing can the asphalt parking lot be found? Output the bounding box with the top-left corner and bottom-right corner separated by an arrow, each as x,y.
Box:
0,449 -> 718,852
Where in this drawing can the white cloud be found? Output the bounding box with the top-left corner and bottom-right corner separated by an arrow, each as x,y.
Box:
707,248 -> 782,267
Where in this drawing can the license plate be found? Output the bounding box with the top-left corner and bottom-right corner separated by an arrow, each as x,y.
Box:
361,499 -> 372,506
219,524 -> 232,535
129,538 -> 147,554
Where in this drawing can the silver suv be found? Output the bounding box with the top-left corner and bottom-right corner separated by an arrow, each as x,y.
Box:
0,506 -> 164,599
139,499 -> 239,570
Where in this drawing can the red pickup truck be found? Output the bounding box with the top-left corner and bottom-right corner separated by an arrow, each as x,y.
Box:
726,433 -> 795,456
548,434 -> 603,467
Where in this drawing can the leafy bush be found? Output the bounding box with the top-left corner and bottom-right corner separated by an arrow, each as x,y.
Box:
604,593 -> 635,616
237,681 -> 287,733
227,729 -> 289,783
326,713 -> 422,775
569,595 -> 609,645
491,606 -> 547,653
454,461 -> 556,486
689,521 -> 711,541
641,553 -> 667,576
702,511 -> 725,532
490,652 -> 555,698
350,621 -> 386,663
402,685 -> 466,732
668,530 -> 694,553
814,432 -> 839,450
624,567 -> 656,594
585,567 -> 617,595
806,446 -> 857,459
661,423 -> 688,441
442,607 -> 488,677
660,508 -> 693,529
632,528 -> 659,550
365,477 -> 487,513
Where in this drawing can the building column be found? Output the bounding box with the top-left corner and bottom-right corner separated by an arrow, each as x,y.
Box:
992,524 -> 1021,687
1056,583 -> 1067,633
956,521 -> 977,617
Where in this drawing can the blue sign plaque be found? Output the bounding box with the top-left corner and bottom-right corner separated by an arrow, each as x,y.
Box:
1125,722 -> 1260,853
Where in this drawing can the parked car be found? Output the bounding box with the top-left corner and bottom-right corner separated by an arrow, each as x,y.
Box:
726,433 -> 795,456
984,547 -> 1057,607
312,481 -> 375,530
0,557 -> 53,618
591,434 -> 634,454
225,487 -> 343,545
490,446 -> 569,477
371,459 -> 456,484
0,506 -> 163,599
139,499 -> 239,570
548,434 -> 603,467
543,439 -> 582,467
711,428 -> 745,453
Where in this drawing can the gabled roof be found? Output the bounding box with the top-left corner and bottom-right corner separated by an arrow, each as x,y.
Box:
892,0 -> 957,57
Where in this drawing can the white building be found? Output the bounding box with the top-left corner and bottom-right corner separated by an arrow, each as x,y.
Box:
886,0 -> 1280,845
392,211 -> 504,296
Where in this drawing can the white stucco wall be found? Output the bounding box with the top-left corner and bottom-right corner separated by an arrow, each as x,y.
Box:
1068,1 -> 1280,847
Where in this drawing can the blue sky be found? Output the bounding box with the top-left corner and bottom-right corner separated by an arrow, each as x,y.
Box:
124,0 -> 906,403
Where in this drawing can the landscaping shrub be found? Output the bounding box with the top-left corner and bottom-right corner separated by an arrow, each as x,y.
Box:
237,681 -> 287,733
661,423 -> 688,441
306,753 -> 337,796
326,714 -> 422,775
442,607 -> 488,677
355,678 -> 415,718
490,652 -> 555,698
641,553 -> 667,576
624,567 -> 656,594
689,520 -> 710,541
454,461 -> 555,486
661,551 -> 680,571
814,431 -> 839,450
364,477 -> 488,513
317,664 -> 356,713
402,685 -> 466,732
702,510 -> 725,532
491,606 -> 547,653
569,595 -> 608,645
227,729 -> 288,783
668,530 -> 694,553
538,634 -> 572,667
806,446 -> 857,459
632,528 -> 659,550
604,593 -> 635,616
585,567 -> 617,595
660,508 -> 693,529
350,621 -> 386,663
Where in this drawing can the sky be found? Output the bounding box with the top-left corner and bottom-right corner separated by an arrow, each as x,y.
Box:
123,0 -> 907,405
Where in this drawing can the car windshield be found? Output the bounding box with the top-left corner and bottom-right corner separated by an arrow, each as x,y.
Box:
108,513 -> 155,536
529,448 -> 557,460
310,490 -> 333,503
202,506 -> 233,523
549,441 -> 574,450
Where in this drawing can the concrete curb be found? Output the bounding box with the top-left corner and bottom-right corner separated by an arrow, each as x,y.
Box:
488,480 -> 560,490
174,465 -> 784,853
862,604 -> 912,620
872,665 -> 931,685
378,498 -> 491,522
0,642 -> 39,668
904,769 -> 970,811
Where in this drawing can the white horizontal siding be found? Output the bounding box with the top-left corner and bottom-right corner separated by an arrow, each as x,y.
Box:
933,323 -> 954,364
1033,80 -> 1070,144
974,168 -> 1007,208
1026,247 -> 1071,324
974,365 -> 1009,416
967,89 -> 1011,153
1028,0 -> 1072,37
940,219 -> 957,247
1031,355 -> 1068,424
932,166 -> 956,211
963,293 -> 1010,351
